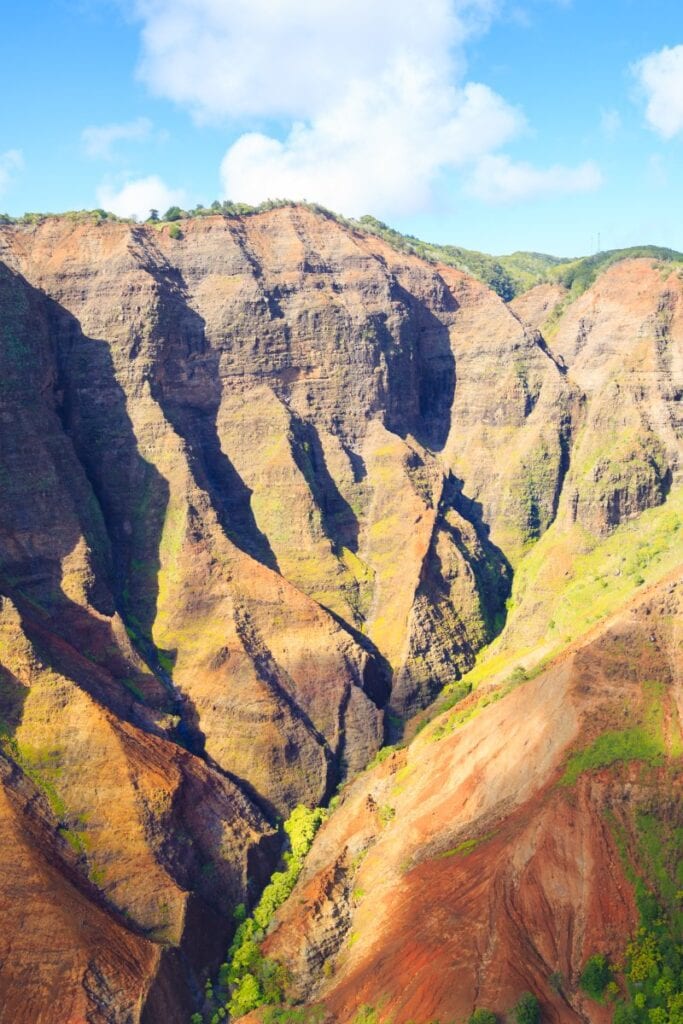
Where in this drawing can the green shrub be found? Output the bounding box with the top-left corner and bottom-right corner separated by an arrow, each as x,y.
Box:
469,1009 -> 497,1024
164,205 -> 184,221
228,972 -> 262,1016
262,1009 -> 325,1024
579,953 -> 612,1000
378,804 -> 396,827
365,745 -> 396,770
168,222 -> 182,239
353,1009 -> 379,1024
548,971 -> 563,993
561,727 -> 664,786
513,992 -> 540,1024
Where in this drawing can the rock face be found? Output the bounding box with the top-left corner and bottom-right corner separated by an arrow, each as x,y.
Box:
0,207 -> 682,1022
258,573 -> 683,1024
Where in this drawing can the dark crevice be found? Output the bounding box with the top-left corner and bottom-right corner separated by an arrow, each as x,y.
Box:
160,401 -> 280,572
232,599 -> 335,802
382,277 -> 457,453
288,414 -> 360,555
317,603 -> 392,710
446,473 -> 513,633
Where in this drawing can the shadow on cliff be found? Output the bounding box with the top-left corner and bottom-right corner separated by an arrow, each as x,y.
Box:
447,473 -> 513,634
0,262 -> 211,757
0,264 -> 165,715
0,259 -> 276,1022
382,279 -> 457,453
0,663 -> 27,735
289,414 -> 361,554
129,230 -> 279,573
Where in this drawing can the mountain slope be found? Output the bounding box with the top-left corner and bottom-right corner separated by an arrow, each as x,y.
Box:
246,571 -> 683,1024
0,206 -> 681,1022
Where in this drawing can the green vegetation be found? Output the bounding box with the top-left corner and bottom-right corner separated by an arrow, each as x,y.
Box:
0,730 -> 67,820
579,954 -> 613,1001
561,727 -> 665,785
469,1008 -> 497,1023
0,207 -> 126,226
439,832 -> 495,859
551,245 -> 683,298
548,972 -> 563,993
365,744 -> 398,770
343,219 -> 683,301
201,805 -> 327,1021
561,680 -> 667,785
377,804 -> 396,827
262,1008 -> 325,1024
462,484 -> 683,698
352,1009 -> 380,1024
513,992 -> 540,1024
429,664 -> 536,743
606,801 -> 683,1024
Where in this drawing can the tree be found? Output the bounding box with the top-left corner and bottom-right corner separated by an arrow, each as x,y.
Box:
229,972 -> 263,1016
513,992 -> 540,1024
147,208 -> 159,222
164,205 -> 183,221
469,1010 -> 497,1024
580,954 -> 612,1000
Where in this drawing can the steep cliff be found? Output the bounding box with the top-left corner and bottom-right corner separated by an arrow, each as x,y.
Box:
0,207 -> 681,1023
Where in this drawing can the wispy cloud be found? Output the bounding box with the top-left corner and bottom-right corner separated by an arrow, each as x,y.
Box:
600,108 -> 621,140
96,174 -> 186,219
633,44 -> 683,139
0,150 -> 23,196
464,154 -> 603,203
82,116 -> 154,159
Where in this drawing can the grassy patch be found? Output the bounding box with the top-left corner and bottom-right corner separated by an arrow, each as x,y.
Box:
439,832 -> 495,858
377,804 -> 396,828
561,728 -> 665,786
562,680 -> 667,786
462,485 -> 683,697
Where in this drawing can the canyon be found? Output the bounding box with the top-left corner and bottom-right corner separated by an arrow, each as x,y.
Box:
0,206 -> 680,1024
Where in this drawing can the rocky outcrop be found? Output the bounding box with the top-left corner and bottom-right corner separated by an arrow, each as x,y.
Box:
551,260 -> 681,535
509,281 -> 567,333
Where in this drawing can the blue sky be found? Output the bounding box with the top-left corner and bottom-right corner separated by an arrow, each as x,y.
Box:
2,0 -> 682,256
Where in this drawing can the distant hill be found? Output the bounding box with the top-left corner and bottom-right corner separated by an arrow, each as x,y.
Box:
353,215 -> 683,301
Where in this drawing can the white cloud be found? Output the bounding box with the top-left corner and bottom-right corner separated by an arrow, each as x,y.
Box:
633,44 -> 683,139
124,0 -> 601,215
96,175 -> 186,219
464,155 -> 603,203
82,117 -> 154,159
131,0 -> 497,121
222,79 -> 522,216
0,150 -> 23,196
